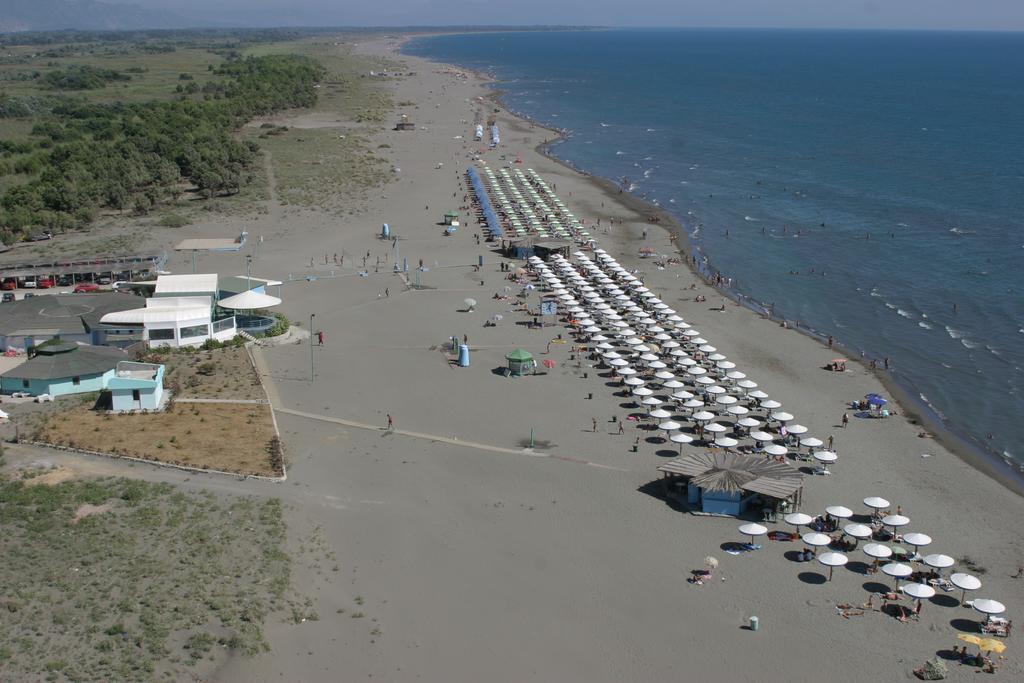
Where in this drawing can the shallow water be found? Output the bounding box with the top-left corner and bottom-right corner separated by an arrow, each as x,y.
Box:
405,29 -> 1024,474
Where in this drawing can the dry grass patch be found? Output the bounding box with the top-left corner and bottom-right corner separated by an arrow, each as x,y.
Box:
139,344 -> 266,401
37,403 -> 280,476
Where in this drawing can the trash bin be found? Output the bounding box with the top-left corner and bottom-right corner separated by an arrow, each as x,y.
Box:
382,223 -> 390,238
749,616 -> 759,631
458,344 -> 470,368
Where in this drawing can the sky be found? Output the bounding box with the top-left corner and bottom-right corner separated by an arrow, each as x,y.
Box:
121,0 -> 1024,32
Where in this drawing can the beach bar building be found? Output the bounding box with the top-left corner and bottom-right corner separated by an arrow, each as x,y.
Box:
0,342 -> 127,397
657,452 -> 804,517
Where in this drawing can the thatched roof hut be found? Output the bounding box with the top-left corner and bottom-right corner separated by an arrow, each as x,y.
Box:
658,451 -> 804,516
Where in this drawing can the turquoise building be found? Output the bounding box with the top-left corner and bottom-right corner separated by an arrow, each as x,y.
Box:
0,343 -> 126,397
108,362 -> 165,412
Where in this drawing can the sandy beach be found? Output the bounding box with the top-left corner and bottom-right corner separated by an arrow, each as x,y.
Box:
4,33 -> 1021,682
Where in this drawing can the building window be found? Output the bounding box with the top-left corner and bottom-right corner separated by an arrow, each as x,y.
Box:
149,329 -> 175,341
180,324 -> 209,339
132,389 -> 141,401
22,379 -> 29,388
73,376 -> 81,386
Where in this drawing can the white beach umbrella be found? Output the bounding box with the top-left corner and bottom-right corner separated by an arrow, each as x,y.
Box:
649,360 -> 668,370
625,337 -> 644,346
592,334 -> 609,342
682,399 -> 705,409
950,572 -> 982,605
843,523 -> 872,540
676,356 -> 696,366
786,424 -> 809,435
633,386 -> 654,397
671,389 -> 694,400
704,423 -> 728,434
881,562 -> 913,586
714,436 -> 739,448
739,523 -> 768,545
784,512 -> 814,532
658,420 -> 683,432
578,318 -> 597,327
618,367 -> 638,376
602,351 -> 622,359
670,432 -> 694,451
902,533 -> 933,553
902,583 -> 936,601
760,399 -> 782,409
748,390 -> 769,400
826,506 -> 854,519
813,451 -> 838,464
923,554 -> 955,571
727,405 -> 750,416
638,353 -> 659,363
737,417 -> 761,428
697,376 -> 718,386
641,396 -> 664,407
882,515 -> 910,531
818,551 -> 849,581
864,496 -> 891,511
771,411 -> 795,422
972,599 -> 1006,619
716,395 -> 739,405
764,444 -> 788,457
663,379 -> 686,389
649,408 -> 673,419
863,543 -> 893,560
687,366 -> 708,376
662,340 -> 681,349
624,376 -> 645,387
750,430 -> 775,442
736,379 -> 758,389
609,358 -> 628,367
692,411 -> 716,422
698,344 -> 716,353
802,532 -> 832,550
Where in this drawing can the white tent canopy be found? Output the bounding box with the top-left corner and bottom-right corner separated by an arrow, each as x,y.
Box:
218,290 -> 282,310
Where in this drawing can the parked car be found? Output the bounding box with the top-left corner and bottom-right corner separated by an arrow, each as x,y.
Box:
73,282 -> 100,293
37,278 -> 54,289
2,292 -> 14,303
23,292 -> 35,298
1,279 -> 15,291
21,279 -> 37,288
56,275 -> 73,287
97,276 -> 112,285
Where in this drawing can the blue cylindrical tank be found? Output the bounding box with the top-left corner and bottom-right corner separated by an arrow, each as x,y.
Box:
458,344 -> 470,367
382,223 -> 390,238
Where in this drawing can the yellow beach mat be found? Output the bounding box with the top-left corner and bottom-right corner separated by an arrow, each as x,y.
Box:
957,633 -> 1007,653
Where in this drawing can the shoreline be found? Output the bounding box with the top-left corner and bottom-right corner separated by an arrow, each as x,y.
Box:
405,37 -> 1024,498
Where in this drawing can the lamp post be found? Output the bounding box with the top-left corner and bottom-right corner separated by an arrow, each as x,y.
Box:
309,313 -> 316,382
246,254 -> 252,292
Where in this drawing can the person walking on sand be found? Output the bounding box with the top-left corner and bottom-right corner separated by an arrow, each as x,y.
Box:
618,422 -> 625,435
827,434 -> 834,450
316,330 -> 324,346
386,414 -> 394,431
592,417 -> 598,433
842,412 -> 849,428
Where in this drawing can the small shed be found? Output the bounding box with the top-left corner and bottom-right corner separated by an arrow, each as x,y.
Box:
107,361 -> 165,412
532,240 -> 572,261
443,211 -> 460,226
505,348 -> 534,376
657,452 -> 804,517
394,114 -> 415,131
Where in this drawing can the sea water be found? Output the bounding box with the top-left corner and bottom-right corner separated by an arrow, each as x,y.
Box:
404,29 -> 1024,476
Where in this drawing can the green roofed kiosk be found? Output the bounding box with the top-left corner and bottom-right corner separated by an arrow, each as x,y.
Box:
506,348 -> 534,376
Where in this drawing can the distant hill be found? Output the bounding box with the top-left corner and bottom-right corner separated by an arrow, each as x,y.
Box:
0,0 -> 202,33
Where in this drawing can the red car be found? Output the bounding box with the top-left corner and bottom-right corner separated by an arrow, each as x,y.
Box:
73,282 -> 100,293
1,279 -> 15,291
37,278 -> 55,289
